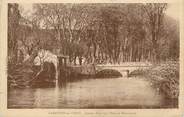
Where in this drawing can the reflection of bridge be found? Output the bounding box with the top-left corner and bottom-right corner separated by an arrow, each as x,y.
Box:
95,64 -> 152,77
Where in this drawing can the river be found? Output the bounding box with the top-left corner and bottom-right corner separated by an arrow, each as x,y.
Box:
8,77 -> 174,108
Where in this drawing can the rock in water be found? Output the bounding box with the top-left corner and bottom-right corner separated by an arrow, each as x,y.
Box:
8,62 -> 56,88
31,62 -> 56,87
8,64 -> 36,88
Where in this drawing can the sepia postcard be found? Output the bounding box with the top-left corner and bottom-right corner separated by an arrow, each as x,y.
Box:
0,0 -> 184,117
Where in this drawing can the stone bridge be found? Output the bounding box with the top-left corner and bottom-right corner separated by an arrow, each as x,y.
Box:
95,63 -> 152,77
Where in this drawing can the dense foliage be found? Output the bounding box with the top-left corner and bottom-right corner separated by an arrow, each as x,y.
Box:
8,3 -> 179,65
129,61 -> 179,99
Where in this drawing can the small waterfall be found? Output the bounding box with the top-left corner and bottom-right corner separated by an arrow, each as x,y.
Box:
34,49 -> 60,88
54,79 -> 59,107
54,65 -> 59,107
55,65 -> 59,88
55,79 -> 58,88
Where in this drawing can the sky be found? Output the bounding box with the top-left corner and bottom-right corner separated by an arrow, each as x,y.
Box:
166,3 -> 179,20
19,3 -> 180,20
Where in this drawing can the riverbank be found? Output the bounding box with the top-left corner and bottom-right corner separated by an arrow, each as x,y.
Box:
129,61 -> 179,101
8,60 -> 179,101
8,61 -> 179,108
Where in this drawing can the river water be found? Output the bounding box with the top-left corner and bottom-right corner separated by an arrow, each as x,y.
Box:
8,77 -> 171,109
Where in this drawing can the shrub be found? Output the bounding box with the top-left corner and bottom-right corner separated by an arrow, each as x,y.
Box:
146,61 -> 179,99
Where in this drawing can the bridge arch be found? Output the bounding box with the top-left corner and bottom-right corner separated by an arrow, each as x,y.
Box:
95,64 -> 151,78
95,69 -> 123,78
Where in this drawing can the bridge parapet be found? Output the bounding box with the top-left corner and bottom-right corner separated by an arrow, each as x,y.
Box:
95,64 -> 151,77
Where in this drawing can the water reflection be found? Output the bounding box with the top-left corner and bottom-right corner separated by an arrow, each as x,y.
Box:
8,77 -> 173,108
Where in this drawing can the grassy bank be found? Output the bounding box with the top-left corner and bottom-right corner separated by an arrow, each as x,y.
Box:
129,61 -> 179,99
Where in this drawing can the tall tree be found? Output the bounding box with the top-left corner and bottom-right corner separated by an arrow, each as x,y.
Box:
143,3 -> 167,61
8,3 -> 21,64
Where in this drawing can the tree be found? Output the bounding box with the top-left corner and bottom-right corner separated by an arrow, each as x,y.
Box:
142,3 -> 167,62
14,3 -> 178,65
8,3 -> 21,64
32,4 -> 93,64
